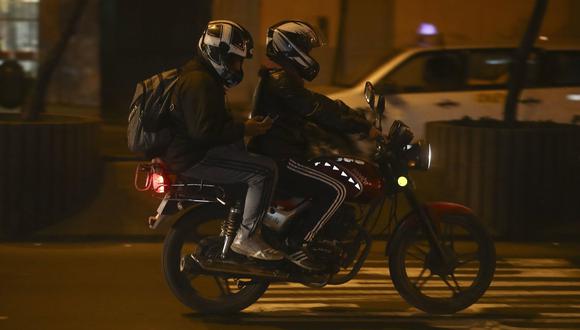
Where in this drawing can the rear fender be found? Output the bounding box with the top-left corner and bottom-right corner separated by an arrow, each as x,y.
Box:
171,203 -> 228,229
150,201 -> 226,230
385,202 -> 475,256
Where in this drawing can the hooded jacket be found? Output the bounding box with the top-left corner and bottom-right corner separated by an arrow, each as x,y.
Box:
163,57 -> 245,173
249,67 -> 371,161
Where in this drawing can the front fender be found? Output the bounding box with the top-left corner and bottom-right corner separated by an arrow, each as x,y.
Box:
385,202 -> 475,256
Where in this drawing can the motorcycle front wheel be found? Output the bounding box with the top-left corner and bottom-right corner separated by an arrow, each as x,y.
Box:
388,214 -> 495,314
163,205 -> 269,314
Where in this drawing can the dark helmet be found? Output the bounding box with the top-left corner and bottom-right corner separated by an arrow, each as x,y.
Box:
198,20 -> 254,87
266,20 -> 324,81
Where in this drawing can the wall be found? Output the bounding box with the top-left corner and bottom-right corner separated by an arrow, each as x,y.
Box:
99,0 -> 211,120
336,0 -> 395,86
392,0 -> 580,47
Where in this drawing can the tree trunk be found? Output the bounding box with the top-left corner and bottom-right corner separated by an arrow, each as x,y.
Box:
331,0 -> 348,85
21,0 -> 89,121
503,0 -> 548,124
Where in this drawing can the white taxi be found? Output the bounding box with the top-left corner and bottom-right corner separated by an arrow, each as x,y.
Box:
326,44 -> 580,138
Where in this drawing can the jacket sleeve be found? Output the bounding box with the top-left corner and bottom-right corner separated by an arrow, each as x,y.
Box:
270,72 -> 371,134
177,73 -> 245,146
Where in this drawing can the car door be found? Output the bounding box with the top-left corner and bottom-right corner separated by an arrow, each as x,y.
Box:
521,50 -> 580,124
374,50 -> 480,138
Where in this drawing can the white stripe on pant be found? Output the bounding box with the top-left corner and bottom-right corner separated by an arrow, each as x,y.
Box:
287,159 -> 347,242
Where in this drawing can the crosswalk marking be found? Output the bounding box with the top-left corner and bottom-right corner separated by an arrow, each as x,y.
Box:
240,257 -> 580,325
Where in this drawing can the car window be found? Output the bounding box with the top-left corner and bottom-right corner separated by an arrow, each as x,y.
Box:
466,51 -> 510,88
376,51 -> 465,94
465,49 -> 540,89
338,49 -> 402,88
542,51 -> 580,87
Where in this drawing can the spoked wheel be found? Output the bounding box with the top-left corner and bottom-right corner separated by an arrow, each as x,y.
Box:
388,214 -> 496,314
163,205 -> 269,314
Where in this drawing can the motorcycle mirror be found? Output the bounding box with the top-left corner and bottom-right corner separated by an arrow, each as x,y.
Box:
377,95 -> 385,116
376,95 -> 385,130
364,81 -> 376,111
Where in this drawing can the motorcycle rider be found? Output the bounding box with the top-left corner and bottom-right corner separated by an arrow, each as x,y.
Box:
164,20 -> 284,261
249,20 -> 381,270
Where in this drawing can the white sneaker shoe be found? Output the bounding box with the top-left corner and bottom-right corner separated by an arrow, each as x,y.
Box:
230,228 -> 284,261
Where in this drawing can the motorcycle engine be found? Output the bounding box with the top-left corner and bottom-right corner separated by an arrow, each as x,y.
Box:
308,205 -> 362,272
317,204 -> 358,241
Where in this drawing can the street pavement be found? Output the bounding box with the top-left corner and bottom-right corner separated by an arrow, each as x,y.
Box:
1,242 -> 580,330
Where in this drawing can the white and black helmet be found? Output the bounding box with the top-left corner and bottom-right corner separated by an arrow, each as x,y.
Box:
198,20 -> 254,87
266,20 -> 324,81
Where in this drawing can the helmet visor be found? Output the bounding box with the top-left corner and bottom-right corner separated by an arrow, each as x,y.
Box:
297,22 -> 325,51
230,27 -> 254,58
307,24 -> 326,48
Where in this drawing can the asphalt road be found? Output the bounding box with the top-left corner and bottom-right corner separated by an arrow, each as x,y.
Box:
1,242 -> 580,330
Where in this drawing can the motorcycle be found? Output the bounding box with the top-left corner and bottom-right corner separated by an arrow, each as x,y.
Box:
135,81 -> 496,315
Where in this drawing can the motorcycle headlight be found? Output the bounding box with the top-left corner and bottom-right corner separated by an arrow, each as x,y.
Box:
404,140 -> 431,170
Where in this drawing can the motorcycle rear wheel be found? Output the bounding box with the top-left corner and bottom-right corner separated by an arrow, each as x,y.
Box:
388,214 -> 495,314
163,205 -> 269,314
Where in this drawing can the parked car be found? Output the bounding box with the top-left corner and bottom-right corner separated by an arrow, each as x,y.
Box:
325,44 -> 580,138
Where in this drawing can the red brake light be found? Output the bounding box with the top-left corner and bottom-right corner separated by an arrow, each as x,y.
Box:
152,173 -> 168,193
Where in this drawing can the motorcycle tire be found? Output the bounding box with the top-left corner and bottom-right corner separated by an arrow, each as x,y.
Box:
163,204 -> 269,314
388,214 -> 495,314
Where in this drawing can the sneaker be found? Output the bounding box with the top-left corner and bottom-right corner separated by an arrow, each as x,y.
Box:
285,249 -> 324,272
230,227 -> 284,261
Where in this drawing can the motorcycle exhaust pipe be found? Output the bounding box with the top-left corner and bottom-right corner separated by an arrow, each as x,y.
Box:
183,254 -> 290,280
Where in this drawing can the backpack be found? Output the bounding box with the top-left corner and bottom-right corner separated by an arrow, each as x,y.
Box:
127,68 -> 180,157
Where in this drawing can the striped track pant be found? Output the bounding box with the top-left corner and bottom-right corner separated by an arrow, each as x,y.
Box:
283,158 -> 347,242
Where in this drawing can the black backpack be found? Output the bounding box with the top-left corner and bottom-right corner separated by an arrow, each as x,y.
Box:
127,68 -> 180,157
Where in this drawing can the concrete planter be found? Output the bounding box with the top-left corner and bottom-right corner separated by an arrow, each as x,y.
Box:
425,121 -> 580,239
0,114 -> 101,237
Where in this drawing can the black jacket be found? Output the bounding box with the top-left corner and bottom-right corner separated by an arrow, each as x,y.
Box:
164,58 -> 245,173
249,67 -> 371,161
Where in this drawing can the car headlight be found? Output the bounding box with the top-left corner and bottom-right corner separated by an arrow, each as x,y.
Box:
404,140 -> 431,170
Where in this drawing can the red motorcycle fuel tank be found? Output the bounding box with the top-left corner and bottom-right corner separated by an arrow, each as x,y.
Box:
311,156 -> 384,203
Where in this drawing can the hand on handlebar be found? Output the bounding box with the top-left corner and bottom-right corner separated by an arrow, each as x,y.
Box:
367,126 -> 382,140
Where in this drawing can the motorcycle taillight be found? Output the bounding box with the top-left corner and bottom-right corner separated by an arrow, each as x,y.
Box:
151,172 -> 169,193
149,163 -> 171,194
134,161 -> 172,193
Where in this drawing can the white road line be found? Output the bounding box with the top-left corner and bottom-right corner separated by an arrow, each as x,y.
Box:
248,257 -> 580,317
357,268 -> 580,277
260,290 -> 580,296
238,316 -> 580,323
540,312 -> 580,317
246,303 -> 359,312
268,281 -> 580,289
501,258 -> 574,267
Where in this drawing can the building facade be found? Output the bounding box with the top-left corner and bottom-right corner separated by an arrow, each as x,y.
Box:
1,0 -> 579,119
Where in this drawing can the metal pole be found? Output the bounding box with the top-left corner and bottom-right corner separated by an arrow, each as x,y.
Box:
503,0 -> 549,124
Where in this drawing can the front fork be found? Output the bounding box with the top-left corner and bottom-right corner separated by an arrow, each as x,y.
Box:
403,185 -> 447,261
